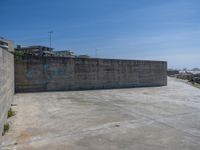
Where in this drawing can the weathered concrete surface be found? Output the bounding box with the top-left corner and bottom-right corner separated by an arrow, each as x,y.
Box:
0,48 -> 14,139
1,77 -> 200,150
15,56 -> 167,92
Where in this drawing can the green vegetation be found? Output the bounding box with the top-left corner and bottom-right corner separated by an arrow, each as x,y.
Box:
8,108 -> 15,118
14,51 -> 33,60
1,108 -> 15,136
14,51 -> 25,59
2,123 -> 9,136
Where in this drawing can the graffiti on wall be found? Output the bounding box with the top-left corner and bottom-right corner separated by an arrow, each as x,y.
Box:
25,64 -> 66,84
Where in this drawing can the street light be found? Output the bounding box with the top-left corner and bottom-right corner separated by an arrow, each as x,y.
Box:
48,31 -> 53,48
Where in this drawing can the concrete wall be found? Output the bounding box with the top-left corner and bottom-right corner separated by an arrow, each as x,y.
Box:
15,56 -> 167,92
0,48 -> 14,136
167,70 -> 179,76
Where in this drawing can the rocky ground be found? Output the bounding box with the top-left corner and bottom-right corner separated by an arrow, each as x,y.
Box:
173,73 -> 200,89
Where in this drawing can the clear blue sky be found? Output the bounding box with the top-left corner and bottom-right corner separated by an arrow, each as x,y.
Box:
1,0 -> 200,69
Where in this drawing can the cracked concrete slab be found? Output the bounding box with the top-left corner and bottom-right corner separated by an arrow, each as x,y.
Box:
1,77 -> 200,150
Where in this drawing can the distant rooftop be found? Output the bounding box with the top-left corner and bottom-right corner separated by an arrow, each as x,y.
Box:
16,45 -> 53,50
0,37 -> 14,52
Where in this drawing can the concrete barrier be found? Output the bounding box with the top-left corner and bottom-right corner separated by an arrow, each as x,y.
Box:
0,48 -> 14,137
15,56 -> 167,92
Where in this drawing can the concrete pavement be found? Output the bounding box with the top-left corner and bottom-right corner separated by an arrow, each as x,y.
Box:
1,77 -> 200,150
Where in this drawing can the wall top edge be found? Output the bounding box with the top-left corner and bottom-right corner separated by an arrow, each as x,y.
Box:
16,55 -> 167,63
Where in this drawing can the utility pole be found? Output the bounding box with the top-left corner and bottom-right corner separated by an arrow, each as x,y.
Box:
48,31 -> 53,48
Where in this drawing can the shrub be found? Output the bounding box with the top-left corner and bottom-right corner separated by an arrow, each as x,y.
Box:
8,108 -> 15,118
2,123 -> 9,136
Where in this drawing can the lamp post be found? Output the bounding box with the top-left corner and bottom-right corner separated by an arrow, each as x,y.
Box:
48,31 -> 53,48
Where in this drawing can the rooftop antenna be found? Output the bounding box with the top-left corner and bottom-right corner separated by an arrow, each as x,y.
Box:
48,31 -> 53,48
